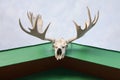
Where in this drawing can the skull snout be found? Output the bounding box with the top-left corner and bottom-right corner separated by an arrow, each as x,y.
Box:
57,48 -> 62,55
53,38 -> 67,60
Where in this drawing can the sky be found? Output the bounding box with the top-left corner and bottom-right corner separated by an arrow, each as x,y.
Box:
0,0 -> 120,51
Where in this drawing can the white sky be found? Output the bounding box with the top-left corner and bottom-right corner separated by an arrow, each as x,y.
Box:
0,0 -> 120,51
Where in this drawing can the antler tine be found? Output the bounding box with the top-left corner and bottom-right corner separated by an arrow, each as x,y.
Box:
86,7 -> 99,31
19,12 -> 54,42
27,12 -> 32,25
67,7 -> 99,43
67,21 -> 86,43
93,11 -> 99,25
19,19 -> 31,34
87,7 -> 92,23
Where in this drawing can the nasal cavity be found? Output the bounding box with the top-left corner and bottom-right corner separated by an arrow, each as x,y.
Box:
57,48 -> 62,55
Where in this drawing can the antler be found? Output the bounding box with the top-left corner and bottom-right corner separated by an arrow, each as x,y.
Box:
68,7 -> 99,43
19,12 -> 54,42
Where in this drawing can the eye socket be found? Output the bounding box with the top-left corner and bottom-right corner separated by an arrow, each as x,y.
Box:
62,46 -> 65,48
55,46 -> 58,48
53,45 -> 58,48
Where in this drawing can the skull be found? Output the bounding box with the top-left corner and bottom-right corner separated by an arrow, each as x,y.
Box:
53,38 -> 68,60
19,8 -> 99,60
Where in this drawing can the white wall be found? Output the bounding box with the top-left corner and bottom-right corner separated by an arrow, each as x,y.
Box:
0,0 -> 120,51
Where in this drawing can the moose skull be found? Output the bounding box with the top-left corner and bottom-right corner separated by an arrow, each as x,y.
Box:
19,7 -> 99,60
53,39 -> 68,60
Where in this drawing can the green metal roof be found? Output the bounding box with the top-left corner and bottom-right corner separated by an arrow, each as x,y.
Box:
0,42 -> 120,69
